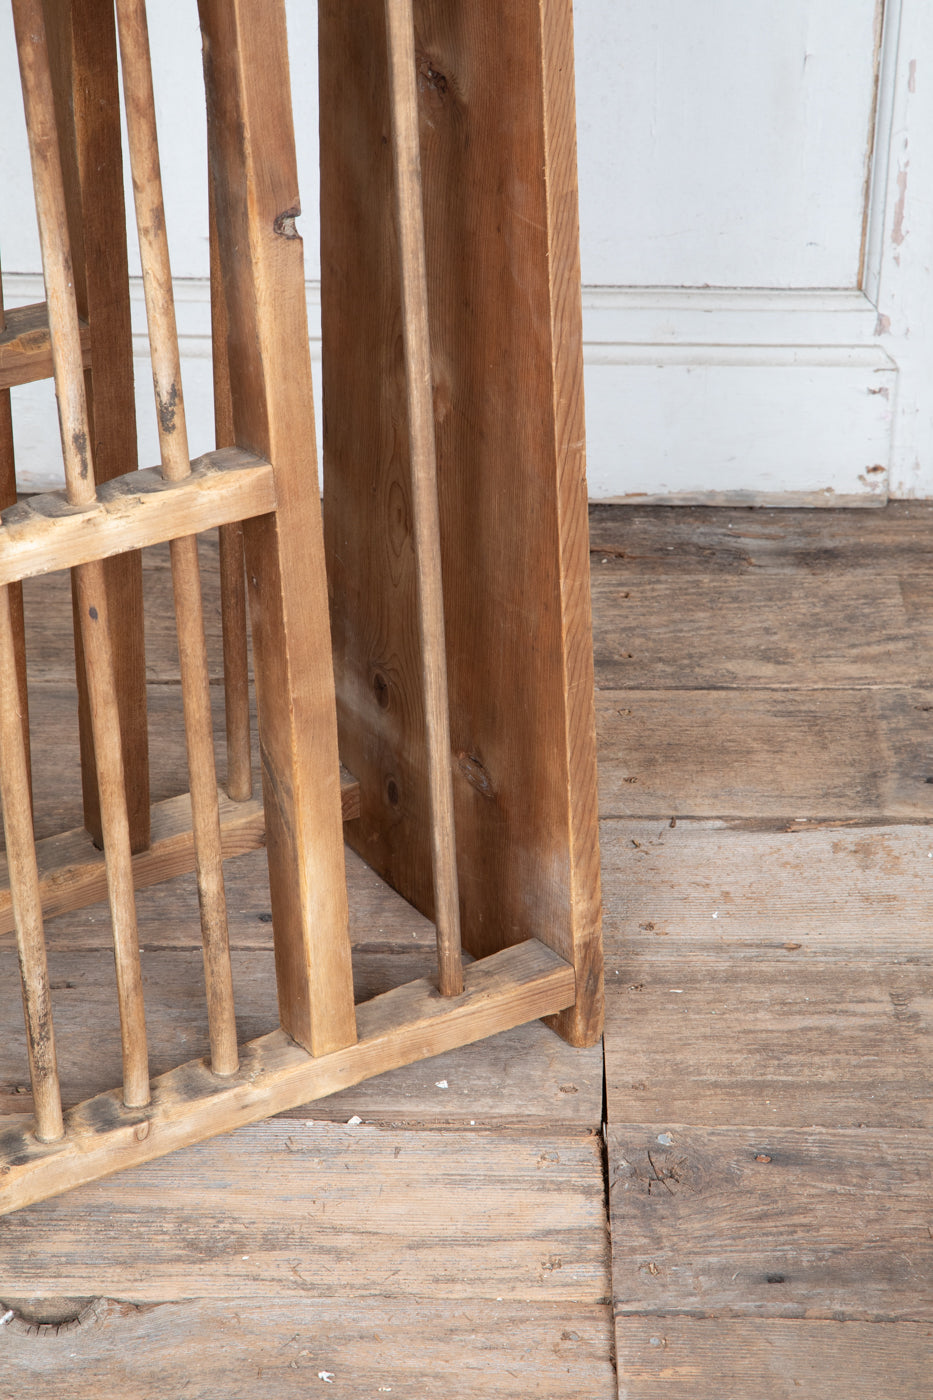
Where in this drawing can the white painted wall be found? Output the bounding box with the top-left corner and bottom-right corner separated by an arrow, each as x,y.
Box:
575,0 -> 933,504
2,1 -> 932,501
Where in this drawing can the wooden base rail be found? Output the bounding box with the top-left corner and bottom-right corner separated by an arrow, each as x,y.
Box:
0,939 -> 575,1214
0,778 -> 362,942
0,448 -> 275,586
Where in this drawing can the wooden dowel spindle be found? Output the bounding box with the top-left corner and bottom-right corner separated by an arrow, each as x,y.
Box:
115,0 -> 238,1074
0,253 -> 31,798
217,519 -> 252,802
210,187 -> 252,804
74,561 -> 151,1105
0,586 -> 63,1142
13,0 -> 150,1107
384,0 -> 463,997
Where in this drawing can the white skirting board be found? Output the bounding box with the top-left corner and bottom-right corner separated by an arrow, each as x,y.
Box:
3,274 -> 898,506
585,347 -> 897,508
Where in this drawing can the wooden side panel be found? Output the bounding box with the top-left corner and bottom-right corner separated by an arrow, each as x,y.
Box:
319,0 -> 602,1045
43,0 -> 150,853
199,0 -> 356,1057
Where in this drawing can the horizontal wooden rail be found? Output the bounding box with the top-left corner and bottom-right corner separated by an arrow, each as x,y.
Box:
0,447 -> 275,585
0,302 -> 91,390
0,939 -> 575,1213
0,775 -> 362,939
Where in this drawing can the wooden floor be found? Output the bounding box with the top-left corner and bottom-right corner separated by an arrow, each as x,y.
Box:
3,503 -> 932,1396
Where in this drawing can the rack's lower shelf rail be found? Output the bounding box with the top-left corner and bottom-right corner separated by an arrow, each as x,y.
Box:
0,938 -> 575,1214
0,777 -> 362,939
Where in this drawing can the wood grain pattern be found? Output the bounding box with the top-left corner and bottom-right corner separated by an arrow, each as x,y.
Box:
0,586 -> 62,1142
0,450 -> 275,586
595,501 -> 933,1388
0,947 -> 602,1128
0,1297 -> 616,1399
592,572 -> 922,689
0,260 -> 31,800
384,0 -> 463,998
0,781 -> 358,943
587,499 -> 933,576
604,953 -> 932,1129
0,1117 -> 607,1300
42,0 -> 150,853
319,0 -> 602,1045
0,301 -> 91,390
599,818 -> 933,954
0,940 -> 576,1213
596,687 -> 933,820
115,0 -> 238,1075
13,0 -> 149,1108
209,180 -> 252,802
200,0 -> 356,1058
0,842 -> 426,957
608,1126 -> 933,1321
614,1318 -> 932,1400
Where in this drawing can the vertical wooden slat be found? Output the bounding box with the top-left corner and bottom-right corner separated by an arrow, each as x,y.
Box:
0,586 -> 62,1143
384,0 -> 462,997
13,0 -> 150,1107
42,0 -> 150,854
537,0 -> 603,1047
114,0 -> 238,1076
199,0 -> 357,1058
0,254 -> 31,800
319,0 -> 603,1045
210,183 -> 252,805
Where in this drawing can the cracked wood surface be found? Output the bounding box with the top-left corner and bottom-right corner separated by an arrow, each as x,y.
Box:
7,483 -> 933,1392
595,501 -> 932,1395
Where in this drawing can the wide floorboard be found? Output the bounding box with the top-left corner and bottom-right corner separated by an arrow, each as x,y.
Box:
3,507 -> 932,1396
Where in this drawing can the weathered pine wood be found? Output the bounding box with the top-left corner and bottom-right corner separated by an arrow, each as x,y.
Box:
13,0 -> 149,1108
0,1116 -> 606,1299
71,561 -> 149,1105
0,939 -> 576,1214
200,0 -> 357,1058
596,687 -> 933,820
0,258 -> 31,794
115,0 -> 237,1076
599,818 -> 933,954
320,0 -> 602,1046
0,793 -> 262,938
587,499 -> 933,576
0,301 -> 91,389
0,681 -> 218,841
613,1318 -> 932,1400
608,1126 -> 933,1321
592,571 -> 923,690
0,778 -> 359,942
0,450 -> 275,586
0,586 -> 62,1142
593,501 -> 933,1387
209,185 -> 252,803
13,0 -> 94,508
43,0 -> 150,854
384,0 -> 462,999
604,952 -> 932,1130
0,947 -> 603,1128
0,1297 -> 617,1400
0,841 -> 427,959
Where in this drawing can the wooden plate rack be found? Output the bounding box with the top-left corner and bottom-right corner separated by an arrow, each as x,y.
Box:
0,0 -> 602,1215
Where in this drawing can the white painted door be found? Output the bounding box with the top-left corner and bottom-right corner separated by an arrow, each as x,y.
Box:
575,0 -> 933,504
2,1 -> 931,502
